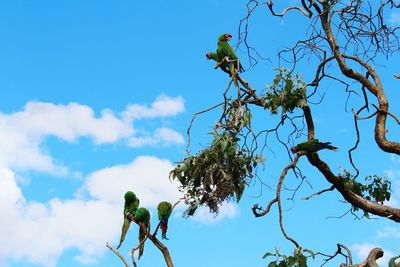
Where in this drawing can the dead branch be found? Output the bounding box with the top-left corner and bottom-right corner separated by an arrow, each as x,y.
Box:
302,105 -> 400,222
186,102 -> 225,156
106,242 -> 130,267
126,213 -> 174,267
253,151 -> 306,248
302,185 -> 335,200
321,243 -> 353,267
372,104 -> 400,125
341,247 -> 383,267
267,0 -> 312,18
348,109 -> 361,178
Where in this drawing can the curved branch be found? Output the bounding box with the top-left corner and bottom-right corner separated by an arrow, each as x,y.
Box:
106,242 -> 131,267
302,105 -> 400,223
342,247 -> 383,267
302,185 -> 335,200
253,152 -> 306,248
319,8 -> 400,155
267,0 -> 312,18
126,213 -> 174,267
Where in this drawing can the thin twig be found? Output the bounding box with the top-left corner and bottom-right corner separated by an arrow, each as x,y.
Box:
106,242 -> 130,267
302,185 -> 335,200
186,102 -> 225,156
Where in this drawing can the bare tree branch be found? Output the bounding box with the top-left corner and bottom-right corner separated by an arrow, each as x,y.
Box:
302,185 -> 335,200
106,242 -> 130,267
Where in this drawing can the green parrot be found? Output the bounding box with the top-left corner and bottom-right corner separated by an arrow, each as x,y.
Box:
217,33 -> 244,86
157,201 -> 173,240
291,139 -> 338,153
206,52 -> 219,61
206,52 -> 230,75
116,191 -> 140,249
135,207 -> 151,259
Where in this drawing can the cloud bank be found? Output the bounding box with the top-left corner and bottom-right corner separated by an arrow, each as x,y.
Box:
0,94 -> 185,174
0,95 -> 239,267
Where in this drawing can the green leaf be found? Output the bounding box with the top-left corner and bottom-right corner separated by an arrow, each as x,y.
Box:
364,211 -> 370,219
298,255 -> 307,267
263,252 -> 276,259
287,256 -> 297,267
220,140 -> 228,152
389,255 -> 400,267
268,261 -> 277,267
285,79 -> 294,92
303,249 -> 315,259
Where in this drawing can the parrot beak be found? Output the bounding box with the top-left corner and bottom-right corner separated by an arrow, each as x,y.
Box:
206,53 -> 211,59
225,34 -> 232,41
290,147 -> 296,153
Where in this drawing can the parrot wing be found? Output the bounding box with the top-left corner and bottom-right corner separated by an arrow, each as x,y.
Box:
135,207 -> 150,259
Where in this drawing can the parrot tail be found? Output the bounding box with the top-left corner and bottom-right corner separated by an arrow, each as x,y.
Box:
319,142 -> 338,151
228,62 -> 239,87
138,230 -> 145,259
116,219 -> 130,249
160,216 -> 169,240
161,222 -> 168,240
328,145 -> 338,151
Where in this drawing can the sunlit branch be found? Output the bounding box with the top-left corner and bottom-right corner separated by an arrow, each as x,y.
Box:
106,242 -> 130,267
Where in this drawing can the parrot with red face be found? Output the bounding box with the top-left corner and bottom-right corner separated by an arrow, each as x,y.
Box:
206,52 -> 219,61
206,52 -> 230,74
216,33 -> 244,87
217,33 -> 244,73
291,139 -> 338,153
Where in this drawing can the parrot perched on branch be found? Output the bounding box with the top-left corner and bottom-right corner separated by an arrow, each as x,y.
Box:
217,33 -> 244,87
206,52 -> 219,61
135,207 -> 150,259
206,52 -> 230,75
291,139 -> 338,153
116,191 -> 140,249
157,201 -> 173,240
217,33 -> 244,72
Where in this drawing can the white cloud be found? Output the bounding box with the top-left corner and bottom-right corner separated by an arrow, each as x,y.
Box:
384,169 -> 400,179
390,155 -> 400,165
352,243 -> 394,266
0,95 -> 185,175
128,127 -> 185,147
7,102 -> 132,143
377,227 -> 400,238
188,202 -> 239,224
0,167 -> 120,267
122,94 -> 185,121
383,155 -> 400,208
0,155 -> 185,266
156,128 -> 185,144
84,156 -> 182,207
0,155 -> 239,266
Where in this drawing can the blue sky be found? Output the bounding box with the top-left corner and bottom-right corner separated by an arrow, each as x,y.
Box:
1,1 -> 400,267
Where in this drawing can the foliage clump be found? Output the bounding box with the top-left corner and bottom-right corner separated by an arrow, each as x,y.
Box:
170,128 -> 263,215
263,247 -> 315,267
341,170 -> 391,216
262,68 -> 307,116
170,99 -> 264,215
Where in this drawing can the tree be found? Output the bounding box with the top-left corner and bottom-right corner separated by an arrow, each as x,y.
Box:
170,1 -> 400,266
107,202 -> 179,267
